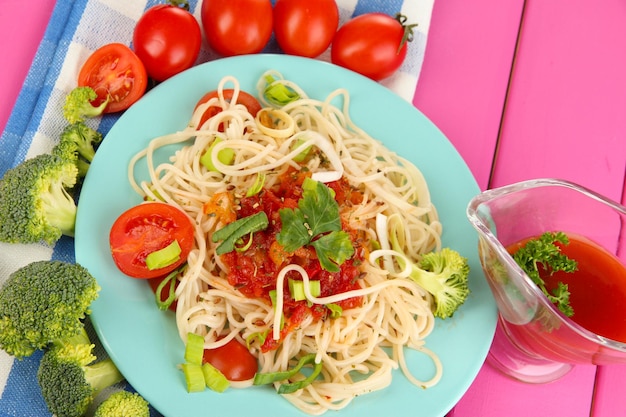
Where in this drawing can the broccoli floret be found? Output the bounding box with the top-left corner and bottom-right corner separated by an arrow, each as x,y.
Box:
408,248 -> 470,319
0,260 -> 100,358
52,122 -> 103,178
63,86 -> 108,124
0,153 -> 78,244
94,391 -> 150,417
37,327 -> 124,417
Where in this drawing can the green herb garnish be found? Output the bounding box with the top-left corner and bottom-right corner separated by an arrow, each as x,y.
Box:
276,178 -> 354,272
512,231 -> 578,316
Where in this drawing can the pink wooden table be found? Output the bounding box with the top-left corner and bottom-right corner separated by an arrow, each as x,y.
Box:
2,0 -> 625,416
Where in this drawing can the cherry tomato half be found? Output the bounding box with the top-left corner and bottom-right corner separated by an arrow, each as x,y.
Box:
203,338 -> 258,381
109,202 -> 195,279
78,43 -> 148,113
133,4 -> 202,82
273,0 -> 339,58
194,89 -> 263,128
331,13 -> 416,81
201,0 -> 273,56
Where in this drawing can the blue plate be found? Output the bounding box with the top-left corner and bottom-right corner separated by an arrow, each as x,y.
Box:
76,54 -> 496,417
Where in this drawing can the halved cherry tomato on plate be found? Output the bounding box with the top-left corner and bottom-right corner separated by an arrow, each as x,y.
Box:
78,43 -> 148,113
109,202 -> 195,279
133,3 -> 202,82
203,338 -> 258,381
194,89 -> 262,129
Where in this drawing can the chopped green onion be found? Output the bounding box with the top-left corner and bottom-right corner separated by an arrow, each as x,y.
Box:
263,75 -> 300,106
234,232 -> 255,252
146,184 -> 165,202
145,240 -> 181,270
182,363 -> 206,393
184,332 -> 205,366
291,138 -> 311,163
269,289 -> 278,306
288,280 -> 305,301
268,289 -> 284,330
326,303 -> 343,319
246,330 -> 269,349
288,279 -> 320,301
154,266 -> 183,310
200,137 -> 235,172
202,362 -> 230,392
212,211 -> 269,255
246,172 -> 266,197
253,353 -> 317,386
278,360 -> 323,394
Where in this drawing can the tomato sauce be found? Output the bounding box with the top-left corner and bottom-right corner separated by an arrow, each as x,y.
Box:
221,168 -> 367,352
509,233 -> 626,343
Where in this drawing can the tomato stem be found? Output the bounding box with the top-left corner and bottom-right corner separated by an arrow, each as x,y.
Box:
167,0 -> 190,11
395,13 -> 419,54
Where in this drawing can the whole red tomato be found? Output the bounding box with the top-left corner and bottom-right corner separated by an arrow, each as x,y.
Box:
201,0 -> 273,56
133,3 -> 202,82
331,13 -> 417,81
273,0 -> 339,58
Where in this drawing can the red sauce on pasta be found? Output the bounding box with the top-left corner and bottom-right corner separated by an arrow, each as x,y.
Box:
221,168 -> 367,352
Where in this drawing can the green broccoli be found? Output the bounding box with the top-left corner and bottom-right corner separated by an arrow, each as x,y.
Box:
387,214 -> 470,319
407,248 -> 471,319
0,260 -> 100,358
63,86 -> 108,124
0,153 -> 78,244
94,391 -> 150,417
37,327 -> 124,417
52,121 -> 103,178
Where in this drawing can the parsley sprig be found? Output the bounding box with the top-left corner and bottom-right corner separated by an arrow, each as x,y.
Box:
277,178 -> 354,272
512,231 -> 578,317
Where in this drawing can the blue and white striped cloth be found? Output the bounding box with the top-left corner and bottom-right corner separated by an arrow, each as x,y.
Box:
0,0 -> 433,415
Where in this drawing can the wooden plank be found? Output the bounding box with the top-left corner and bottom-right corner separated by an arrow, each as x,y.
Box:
412,0 -> 524,190
593,366 -> 626,416
451,364 -> 596,416
478,0 -> 626,416
490,0 -> 626,201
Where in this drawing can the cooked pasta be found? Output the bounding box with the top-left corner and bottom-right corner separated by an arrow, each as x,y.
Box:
128,71 -> 444,414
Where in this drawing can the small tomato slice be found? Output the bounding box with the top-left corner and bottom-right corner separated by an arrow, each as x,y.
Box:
78,43 -> 148,113
109,202 -> 195,279
203,338 -> 258,381
194,89 -> 262,129
331,13 -> 416,81
133,4 -> 202,82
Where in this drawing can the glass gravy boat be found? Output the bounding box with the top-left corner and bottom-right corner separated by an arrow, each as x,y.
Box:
466,178 -> 626,383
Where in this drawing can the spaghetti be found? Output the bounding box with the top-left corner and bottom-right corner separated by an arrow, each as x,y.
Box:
128,71 -> 444,414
